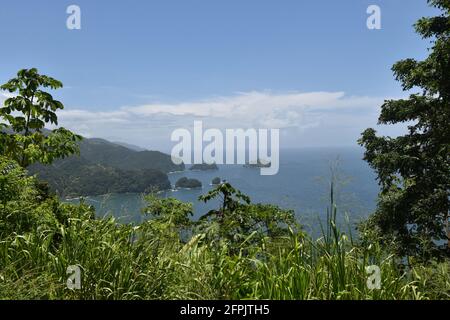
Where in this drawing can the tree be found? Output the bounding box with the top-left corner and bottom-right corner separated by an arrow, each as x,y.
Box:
198,182 -> 297,247
0,155 -> 54,237
359,0 -> 449,259
0,68 -> 81,167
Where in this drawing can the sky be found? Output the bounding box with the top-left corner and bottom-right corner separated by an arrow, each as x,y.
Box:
0,0 -> 439,152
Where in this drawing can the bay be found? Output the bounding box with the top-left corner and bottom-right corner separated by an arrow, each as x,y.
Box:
67,147 -> 379,236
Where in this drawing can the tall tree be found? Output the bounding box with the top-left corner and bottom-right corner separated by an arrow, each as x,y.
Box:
359,0 -> 450,260
0,68 -> 81,167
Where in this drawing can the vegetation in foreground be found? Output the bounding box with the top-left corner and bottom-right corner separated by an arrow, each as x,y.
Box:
0,157 -> 449,300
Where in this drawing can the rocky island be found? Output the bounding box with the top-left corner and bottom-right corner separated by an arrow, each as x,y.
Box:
190,163 -> 218,171
175,177 -> 202,189
243,159 -> 271,168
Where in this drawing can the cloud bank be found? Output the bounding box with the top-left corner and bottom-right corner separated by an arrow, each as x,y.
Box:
2,90 -> 403,152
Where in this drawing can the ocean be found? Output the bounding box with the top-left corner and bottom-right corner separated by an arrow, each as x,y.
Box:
68,147 -> 380,236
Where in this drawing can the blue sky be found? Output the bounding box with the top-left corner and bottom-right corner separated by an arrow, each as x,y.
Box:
0,1 -> 439,151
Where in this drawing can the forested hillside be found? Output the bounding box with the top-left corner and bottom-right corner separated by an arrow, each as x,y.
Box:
29,157 -> 171,197
28,137 -> 183,197
75,138 -> 184,173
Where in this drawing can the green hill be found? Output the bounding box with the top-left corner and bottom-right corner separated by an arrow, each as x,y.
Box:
111,141 -> 147,152
28,136 -> 183,197
30,156 -> 171,198
77,138 -> 184,173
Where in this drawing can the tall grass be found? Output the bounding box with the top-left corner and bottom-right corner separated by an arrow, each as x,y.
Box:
1,195 -> 449,300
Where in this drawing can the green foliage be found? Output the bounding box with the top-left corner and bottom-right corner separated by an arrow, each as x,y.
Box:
1,168 -> 448,300
197,183 -> 298,249
199,182 -> 251,214
0,156 -> 40,236
359,0 -> 450,259
0,156 -> 69,239
142,195 -> 193,235
0,68 -> 82,167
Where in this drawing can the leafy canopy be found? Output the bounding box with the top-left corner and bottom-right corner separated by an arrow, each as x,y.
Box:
359,0 -> 450,259
0,68 -> 81,167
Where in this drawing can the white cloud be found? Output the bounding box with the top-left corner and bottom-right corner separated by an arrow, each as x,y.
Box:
0,91 -> 16,99
2,90 -> 401,151
4,90 -> 384,128
56,109 -> 130,124
0,91 -> 12,105
121,91 -> 382,129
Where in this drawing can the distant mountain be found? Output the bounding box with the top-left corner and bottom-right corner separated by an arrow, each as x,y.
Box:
2,128 -> 183,172
112,141 -> 147,152
77,138 -> 184,173
28,136 -> 185,197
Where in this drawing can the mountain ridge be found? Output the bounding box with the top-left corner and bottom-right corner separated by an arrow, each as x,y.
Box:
28,135 -> 185,197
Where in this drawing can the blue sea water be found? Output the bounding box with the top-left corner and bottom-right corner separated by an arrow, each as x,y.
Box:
68,147 -> 379,235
